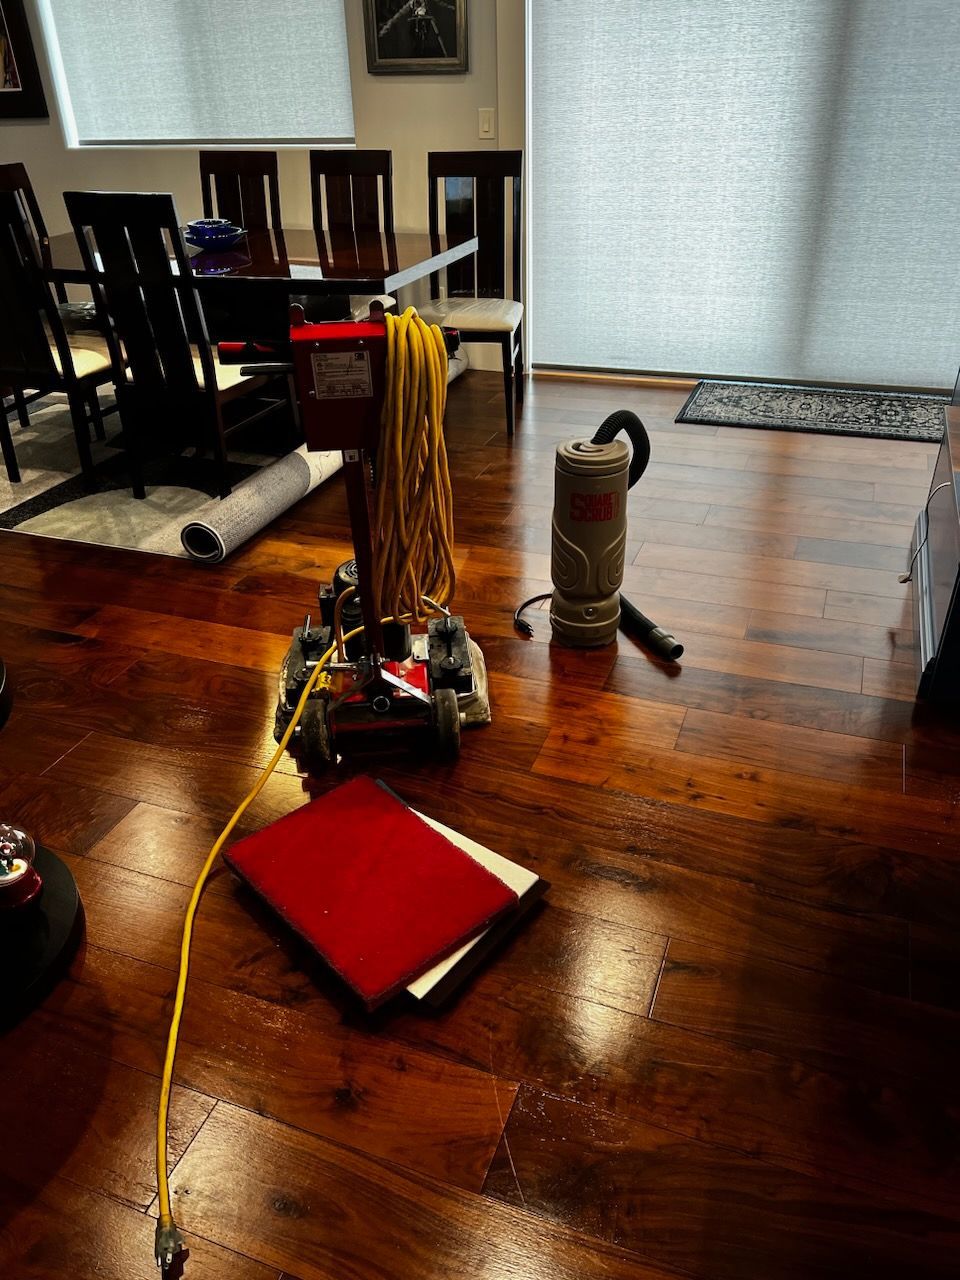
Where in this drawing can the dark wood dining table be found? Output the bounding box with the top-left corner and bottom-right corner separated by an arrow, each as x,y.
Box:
43,226 -> 479,297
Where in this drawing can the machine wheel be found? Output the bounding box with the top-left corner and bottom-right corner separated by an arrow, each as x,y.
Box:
298,699 -> 333,770
433,687 -> 461,761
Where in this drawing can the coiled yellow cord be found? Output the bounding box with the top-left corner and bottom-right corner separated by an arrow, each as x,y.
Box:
373,307 -> 455,624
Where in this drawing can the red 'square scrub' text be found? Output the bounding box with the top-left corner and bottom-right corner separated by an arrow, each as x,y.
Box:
569,491 -> 620,522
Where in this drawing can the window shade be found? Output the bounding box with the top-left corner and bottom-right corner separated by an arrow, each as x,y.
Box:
530,0 -> 960,389
44,0 -> 354,146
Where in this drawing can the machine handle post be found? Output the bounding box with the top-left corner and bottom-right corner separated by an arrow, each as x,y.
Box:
342,452 -> 384,658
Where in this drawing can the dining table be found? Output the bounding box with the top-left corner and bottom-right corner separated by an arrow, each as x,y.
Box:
43,224 -> 478,340
43,225 -> 477,293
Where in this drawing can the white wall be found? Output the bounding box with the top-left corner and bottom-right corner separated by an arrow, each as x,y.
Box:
0,0 -> 520,230
339,0 -> 501,233
340,0 -> 510,373
0,1 -> 524,367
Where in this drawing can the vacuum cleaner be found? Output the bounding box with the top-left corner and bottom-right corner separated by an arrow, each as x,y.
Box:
514,409 -> 683,661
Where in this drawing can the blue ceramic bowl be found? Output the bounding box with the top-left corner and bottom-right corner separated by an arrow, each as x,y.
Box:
185,218 -> 246,250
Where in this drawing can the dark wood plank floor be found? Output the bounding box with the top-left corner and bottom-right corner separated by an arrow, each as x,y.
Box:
2,373 -> 960,1279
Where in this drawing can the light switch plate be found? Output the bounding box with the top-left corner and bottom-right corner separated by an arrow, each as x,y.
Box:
478,107 -> 496,139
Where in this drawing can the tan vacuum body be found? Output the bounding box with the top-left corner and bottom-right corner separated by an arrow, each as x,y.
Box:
550,438 -> 631,646
516,409 -> 681,660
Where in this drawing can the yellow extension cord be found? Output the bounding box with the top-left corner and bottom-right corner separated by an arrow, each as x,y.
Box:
155,306 -> 455,1269
374,307 -> 455,622
153,631 -> 348,1267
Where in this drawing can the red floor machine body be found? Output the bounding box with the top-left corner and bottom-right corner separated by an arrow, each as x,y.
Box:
226,309 -> 488,768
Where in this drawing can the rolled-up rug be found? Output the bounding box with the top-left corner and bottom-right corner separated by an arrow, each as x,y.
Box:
180,445 -> 342,563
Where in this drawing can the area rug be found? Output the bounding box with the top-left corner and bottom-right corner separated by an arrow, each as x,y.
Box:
0,392 -> 340,558
676,379 -> 947,442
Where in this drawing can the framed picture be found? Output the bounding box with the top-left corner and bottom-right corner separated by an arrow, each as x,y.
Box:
363,0 -> 468,76
0,0 -> 48,119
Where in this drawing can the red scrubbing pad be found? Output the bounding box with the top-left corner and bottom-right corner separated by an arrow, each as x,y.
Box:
223,775 -> 519,1008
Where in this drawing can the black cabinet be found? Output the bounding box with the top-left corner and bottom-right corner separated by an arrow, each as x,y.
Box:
913,408 -> 960,701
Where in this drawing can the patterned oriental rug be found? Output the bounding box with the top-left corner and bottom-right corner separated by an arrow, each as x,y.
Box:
676,379 -> 947,443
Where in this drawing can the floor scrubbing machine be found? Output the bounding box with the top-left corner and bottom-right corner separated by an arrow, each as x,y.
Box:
229,303 -> 490,770
154,306 -> 490,1271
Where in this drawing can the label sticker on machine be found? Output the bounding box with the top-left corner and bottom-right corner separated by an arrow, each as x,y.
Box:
311,350 -> 373,399
570,490 -> 620,522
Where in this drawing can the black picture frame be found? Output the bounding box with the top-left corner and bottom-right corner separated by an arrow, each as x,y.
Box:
363,0 -> 468,76
0,0 -> 48,120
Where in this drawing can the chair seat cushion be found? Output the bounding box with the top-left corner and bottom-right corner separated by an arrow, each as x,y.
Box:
121,349 -> 256,399
194,351 -> 256,396
349,294 -> 396,321
418,297 -> 523,333
49,332 -> 113,381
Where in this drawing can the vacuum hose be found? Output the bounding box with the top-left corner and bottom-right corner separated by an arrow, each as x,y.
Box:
590,408 -> 650,489
588,412 -> 682,659
619,593 -> 684,661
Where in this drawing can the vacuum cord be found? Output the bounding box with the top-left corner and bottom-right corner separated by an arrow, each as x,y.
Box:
899,481 -> 951,583
373,307 -> 455,624
514,592 -> 552,637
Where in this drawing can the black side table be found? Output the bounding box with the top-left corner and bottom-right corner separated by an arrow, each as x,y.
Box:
0,847 -> 84,1025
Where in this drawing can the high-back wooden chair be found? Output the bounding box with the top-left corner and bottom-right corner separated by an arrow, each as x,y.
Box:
0,162 -> 68,432
0,162 -> 65,300
422,150 -> 524,434
0,188 -> 115,486
199,149 -> 281,231
64,190 -> 279,500
308,149 -> 397,321
310,148 -> 395,239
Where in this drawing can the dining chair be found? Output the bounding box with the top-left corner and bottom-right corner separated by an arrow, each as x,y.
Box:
199,150 -> 281,231
64,189 -> 287,500
308,149 -> 397,321
0,162 -> 66,304
0,188 -> 116,487
421,151 -> 524,435
0,161 -> 68,434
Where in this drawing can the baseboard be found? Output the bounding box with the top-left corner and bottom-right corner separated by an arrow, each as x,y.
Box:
531,369 -> 698,391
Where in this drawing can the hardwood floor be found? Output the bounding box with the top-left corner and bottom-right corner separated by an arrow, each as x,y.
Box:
2,373 -> 959,1279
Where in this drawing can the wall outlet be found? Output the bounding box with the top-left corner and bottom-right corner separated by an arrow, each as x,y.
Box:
478,107 -> 496,139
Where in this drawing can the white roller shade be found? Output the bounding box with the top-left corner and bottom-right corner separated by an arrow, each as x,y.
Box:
44,0 -> 354,146
530,0 -> 960,388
